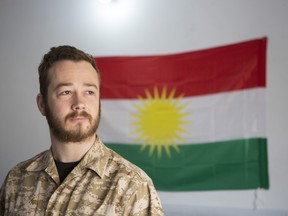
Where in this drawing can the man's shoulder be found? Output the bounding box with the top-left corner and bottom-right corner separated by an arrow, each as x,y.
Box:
6,149 -> 50,177
105,146 -> 152,184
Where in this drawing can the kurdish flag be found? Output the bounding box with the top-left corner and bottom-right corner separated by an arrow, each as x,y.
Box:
96,38 -> 269,191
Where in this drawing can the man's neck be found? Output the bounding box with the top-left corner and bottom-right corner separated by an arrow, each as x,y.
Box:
50,135 -> 96,163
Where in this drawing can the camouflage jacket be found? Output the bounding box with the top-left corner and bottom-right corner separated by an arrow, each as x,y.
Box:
0,137 -> 163,215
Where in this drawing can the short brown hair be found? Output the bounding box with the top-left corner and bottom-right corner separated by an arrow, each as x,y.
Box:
38,45 -> 100,102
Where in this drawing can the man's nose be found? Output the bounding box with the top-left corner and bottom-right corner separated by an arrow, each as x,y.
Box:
71,93 -> 85,111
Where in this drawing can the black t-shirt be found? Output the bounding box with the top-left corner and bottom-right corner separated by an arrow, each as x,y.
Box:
54,160 -> 80,182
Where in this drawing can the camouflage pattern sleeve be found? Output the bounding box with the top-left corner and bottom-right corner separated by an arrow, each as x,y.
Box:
123,181 -> 164,215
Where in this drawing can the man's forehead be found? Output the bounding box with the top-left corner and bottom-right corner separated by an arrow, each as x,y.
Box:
46,60 -> 100,88
48,60 -> 98,78
49,60 -> 96,72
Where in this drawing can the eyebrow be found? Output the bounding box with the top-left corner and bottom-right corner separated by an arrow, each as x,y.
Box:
54,82 -> 99,91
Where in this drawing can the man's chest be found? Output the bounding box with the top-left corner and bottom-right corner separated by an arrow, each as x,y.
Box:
8,173 -> 127,216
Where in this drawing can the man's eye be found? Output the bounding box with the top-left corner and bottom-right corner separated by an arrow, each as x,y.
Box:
61,91 -> 71,95
87,91 -> 95,95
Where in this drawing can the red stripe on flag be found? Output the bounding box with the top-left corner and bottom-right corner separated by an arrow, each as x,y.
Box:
96,38 -> 266,99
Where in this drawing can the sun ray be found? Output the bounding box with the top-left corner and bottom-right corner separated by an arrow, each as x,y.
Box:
140,142 -> 148,151
132,104 -> 147,112
145,89 -> 153,100
171,141 -> 180,152
153,86 -> 160,100
171,95 -> 184,108
149,143 -> 156,156
176,102 -> 189,111
172,133 -> 184,141
161,86 -> 167,100
168,88 -> 176,100
163,143 -> 171,158
157,144 -> 162,158
178,120 -> 191,125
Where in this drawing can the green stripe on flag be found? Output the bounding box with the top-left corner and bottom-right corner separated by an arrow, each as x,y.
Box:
106,138 -> 268,191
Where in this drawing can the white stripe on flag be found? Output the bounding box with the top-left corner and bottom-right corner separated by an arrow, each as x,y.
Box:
98,88 -> 266,145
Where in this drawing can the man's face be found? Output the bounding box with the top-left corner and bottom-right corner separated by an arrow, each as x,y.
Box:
42,60 -> 100,143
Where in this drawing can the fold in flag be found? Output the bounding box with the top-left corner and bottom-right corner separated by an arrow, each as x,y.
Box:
96,38 -> 269,191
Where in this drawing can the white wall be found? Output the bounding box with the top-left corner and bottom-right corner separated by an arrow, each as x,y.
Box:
0,0 -> 287,214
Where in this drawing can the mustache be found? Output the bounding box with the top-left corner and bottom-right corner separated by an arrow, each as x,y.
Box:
65,111 -> 92,121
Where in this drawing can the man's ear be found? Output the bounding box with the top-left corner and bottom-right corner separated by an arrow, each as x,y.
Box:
36,94 -> 46,116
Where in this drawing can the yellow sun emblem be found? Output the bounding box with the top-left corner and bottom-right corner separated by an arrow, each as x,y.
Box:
131,86 -> 190,158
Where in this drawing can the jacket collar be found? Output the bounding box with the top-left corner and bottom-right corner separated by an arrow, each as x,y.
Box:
25,136 -> 110,179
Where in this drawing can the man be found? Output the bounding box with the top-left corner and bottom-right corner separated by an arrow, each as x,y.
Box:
0,46 -> 163,215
